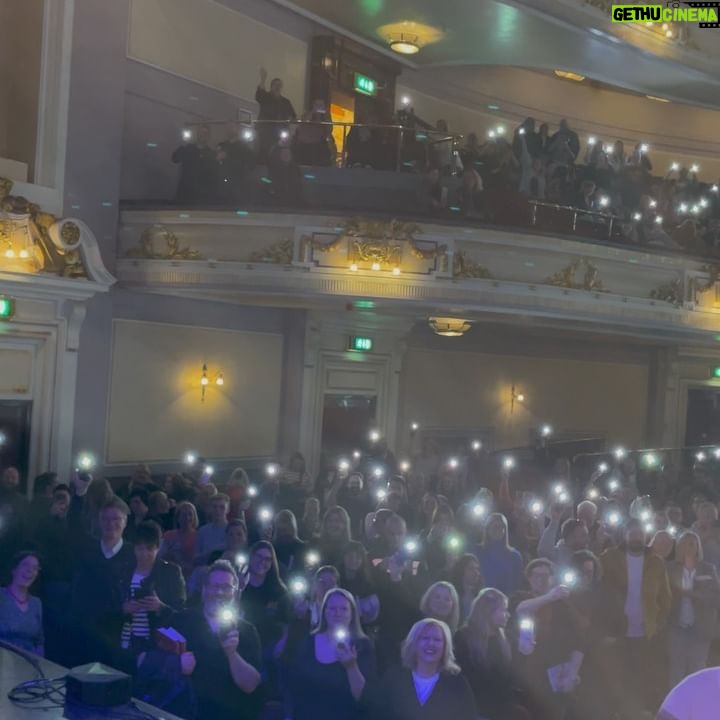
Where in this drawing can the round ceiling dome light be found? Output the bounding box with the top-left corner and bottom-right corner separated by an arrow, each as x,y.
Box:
428,316 -> 472,337
390,35 -> 420,55
377,21 -> 444,56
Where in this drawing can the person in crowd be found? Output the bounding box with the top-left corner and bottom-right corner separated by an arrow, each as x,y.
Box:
511,558 -> 585,720
450,553 -> 484,623
420,167 -> 447,213
691,501 -> 720,570
299,496 -> 322,542
293,100 -> 334,166
420,581 -> 461,634
241,541 -> 291,663
601,518 -> 672,716
547,119 -> 579,163
454,588 -> 530,720
28,471 -> 57,529
272,509 -> 306,577
172,560 -> 262,720
126,488 -> 150,542
0,551 -> 44,655
286,588 -> 375,720
666,530 -> 720,687
216,124 -> 256,204
189,519 -> 250,597
0,466 -> 29,554
73,496 -> 136,666
576,500 -> 599,532
327,472 -> 373,540
538,513 -> 589,565
147,490 -> 173,531
194,482 -> 218,526
651,529 -> 676,561
316,505 -> 353,568
195,493 -> 230,564
379,617 -> 476,720
160,500 -> 199,580
171,124 -> 218,205
459,132 -> 483,173
478,512 -> 525,596
455,166 -> 484,216
290,564 -> 339,639
255,67 -> 297,162
339,541 -> 380,626
423,504 -> 458,575
657,666 -> 720,720
118,520 -> 186,672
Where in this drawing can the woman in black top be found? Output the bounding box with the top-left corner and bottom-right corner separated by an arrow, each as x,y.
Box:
271,510 -> 305,578
339,541 -> 380,627
454,588 -> 530,720
316,505 -> 352,568
379,617 -> 475,720
241,541 -> 290,661
287,588 -> 376,720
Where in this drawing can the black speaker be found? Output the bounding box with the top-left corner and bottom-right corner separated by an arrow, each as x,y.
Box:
65,662 -> 132,707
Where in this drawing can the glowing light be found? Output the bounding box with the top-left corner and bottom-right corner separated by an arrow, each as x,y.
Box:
392,267 -> 401,275
235,553 -> 248,567
632,212 -> 642,221
640,510 -> 651,522
291,578 -> 308,595
220,608 -> 235,624
448,457 -> 459,470
369,430 -> 381,443
266,464 -> 278,477
77,453 -> 96,471
599,196 -> 610,207
400,460 -> 411,473
447,534 -> 463,550
401,95 -> 411,106
691,164 -> 700,174
608,479 -> 620,492
376,488 -> 387,501
404,540 -> 418,555
644,522 -> 655,533
503,456 -> 515,470
373,466 -> 384,478
668,525 -> 678,537
553,483 -> 565,497
670,162 -> 680,172
247,485 -> 258,498
279,130 -> 289,140
487,129 -> 496,139
410,422 -> 420,432
614,447 -> 627,460
215,374 -> 224,387
714,448 -> 720,460
338,459 -> 350,472
353,450 -> 361,460
471,440 -> 482,451
655,216 -> 663,225
562,571 -> 577,586
371,262 -> 381,271
531,501 -> 544,515
679,203 -> 688,214
639,143 -> 649,153
608,511 -> 621,526
18,249 -> 29,259
518,128 -> 526,135
4,249 -> 14,259
306,551 -> 320,567
242,129 -> 254,141
711,185 -> 718,193
258,507 -> 273,523
598,462 -> 609,473
587,488 -> 600,500
349,263 -> 358,272
696,451 -> 707,462
495,125 -> 506,136
182,129 -> 193,141
700,198 -> 709,208
519,617 -> 534,632
649,199 -> 657,208
558,491 -> 570,504
472,503 -> 487,518
588,136 -> 597,145
184,452 -> 197,465
541,425 -> 553,438
334,628 -> 349,643
643,452 -> 659,468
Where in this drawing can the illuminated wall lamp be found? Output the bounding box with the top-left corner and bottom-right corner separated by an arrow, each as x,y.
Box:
389,34 -> 420,55
511,384 -> 525,414
428,317 -> 472,337
200,363 -> 225,402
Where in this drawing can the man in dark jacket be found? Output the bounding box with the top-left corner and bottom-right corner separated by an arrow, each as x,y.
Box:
255,67 -> 296,162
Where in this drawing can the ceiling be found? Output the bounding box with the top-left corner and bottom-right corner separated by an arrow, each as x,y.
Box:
272,0 -> 720,108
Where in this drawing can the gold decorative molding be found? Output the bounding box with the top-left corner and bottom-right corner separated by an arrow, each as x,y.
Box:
125,225 -> 202,260
650,277 -> 683,307
0,177 -> 88,277
248,238 -> 294,265
300,233 -> 342,254
453,251 -> 492,279
545,258 -> 604,292
696,264 -> 720,294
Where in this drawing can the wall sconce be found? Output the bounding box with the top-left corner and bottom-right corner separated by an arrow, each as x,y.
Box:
510,384 -> 525,414
200,363 -> 225,402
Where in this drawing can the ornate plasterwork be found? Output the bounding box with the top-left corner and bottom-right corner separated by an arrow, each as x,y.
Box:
453,251 -> 492,279
125,225 -> 203,260
0,177 -> 97,278
650,277 -> 684,307
545,258 -> 605,292
248,239 -> 294,265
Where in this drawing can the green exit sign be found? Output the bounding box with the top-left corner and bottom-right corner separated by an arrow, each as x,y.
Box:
714,367 -> 720,378
354,73 -> 377,97
0,295 -> 14,320
349,335 -> 373,352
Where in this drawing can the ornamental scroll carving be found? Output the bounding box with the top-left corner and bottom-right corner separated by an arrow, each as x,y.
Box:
545,259 -> 605,292
0,177 -> 87,278
649,277 -> 683,307
453,251 -> 492,279
125,225 -> 203,260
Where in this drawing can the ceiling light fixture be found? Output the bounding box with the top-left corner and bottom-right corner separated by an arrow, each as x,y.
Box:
554,70 -> 585,82
646,95 -> 670,103
428,316 -> 472,337
390,35 -> 420,55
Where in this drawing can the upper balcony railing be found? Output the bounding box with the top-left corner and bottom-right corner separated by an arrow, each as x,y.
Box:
120,118 -> 720,261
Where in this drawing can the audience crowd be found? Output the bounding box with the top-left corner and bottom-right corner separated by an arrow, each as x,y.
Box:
168,70 -> 720,258
2,436 -> 720,720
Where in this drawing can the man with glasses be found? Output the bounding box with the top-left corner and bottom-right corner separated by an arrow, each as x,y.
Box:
173,559 -> 262,720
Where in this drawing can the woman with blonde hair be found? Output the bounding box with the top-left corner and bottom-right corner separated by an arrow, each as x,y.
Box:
159,501 -> 198,579
666,530 -> 720,687
419,581 -> 460,634
454,588 -> 530,719
317,505 -> 352,568
380,618 -> 475,719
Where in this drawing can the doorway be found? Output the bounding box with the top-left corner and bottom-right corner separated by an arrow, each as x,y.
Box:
685,387 -> 720,446
321,394 -> 377,458
0,401 -> 32,491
